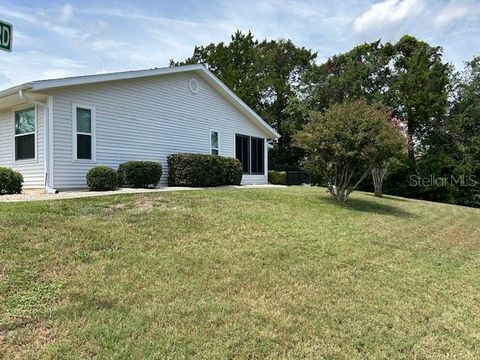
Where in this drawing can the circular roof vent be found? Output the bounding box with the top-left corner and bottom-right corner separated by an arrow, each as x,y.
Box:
189,78 -> 200,94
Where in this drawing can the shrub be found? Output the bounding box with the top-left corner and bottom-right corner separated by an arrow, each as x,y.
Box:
86,166 -> 118,191
0,167 -> 23,195
268,170 -> 287,185
168,153 -> 242,187
118,161 -> 162,188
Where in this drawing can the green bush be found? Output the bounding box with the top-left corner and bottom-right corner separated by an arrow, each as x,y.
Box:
168,153 -> 242,187
118,161 -> 162,188
0,167 -> 23,195
86,166 -> 119,191
268,170 -> 287,185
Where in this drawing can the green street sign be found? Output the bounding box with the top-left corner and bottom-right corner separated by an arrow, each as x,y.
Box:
0,20 -> 12,52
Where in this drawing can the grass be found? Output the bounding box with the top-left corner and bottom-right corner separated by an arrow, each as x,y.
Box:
1,187 -> 480,359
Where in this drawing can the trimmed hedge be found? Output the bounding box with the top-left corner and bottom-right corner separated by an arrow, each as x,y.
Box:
118,161 -> 162,188
268,170 -> 287,185
0,167 -> 23,195
86,166 -> 118,191
168,153 -> 242,187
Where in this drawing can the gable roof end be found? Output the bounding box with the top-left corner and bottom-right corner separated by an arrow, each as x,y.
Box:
0,64 -> 279,139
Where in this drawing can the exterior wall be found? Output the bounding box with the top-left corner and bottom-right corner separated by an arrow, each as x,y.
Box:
0,105 -> 45,188
47,72 -> 270,188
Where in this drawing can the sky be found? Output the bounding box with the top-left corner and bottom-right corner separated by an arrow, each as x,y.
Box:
0,0 -> 479,89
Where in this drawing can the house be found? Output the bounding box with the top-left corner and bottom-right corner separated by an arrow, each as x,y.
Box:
0,64 -> 279,192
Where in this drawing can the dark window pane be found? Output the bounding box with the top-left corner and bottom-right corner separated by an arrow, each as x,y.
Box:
211,131 -> 218,149
235,134 -> 250,174
251,137 -> 264,174
242,138 -> 249,173
15,108 -> 35,135
211,149 -> 219,155
76,108 -> 91,133
77,134 -> 92,159
15,134 -> 35,160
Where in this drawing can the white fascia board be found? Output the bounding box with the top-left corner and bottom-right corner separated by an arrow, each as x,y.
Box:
30,64 -> 205,91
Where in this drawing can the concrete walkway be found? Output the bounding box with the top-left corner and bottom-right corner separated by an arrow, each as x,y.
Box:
0,184 -> 286,203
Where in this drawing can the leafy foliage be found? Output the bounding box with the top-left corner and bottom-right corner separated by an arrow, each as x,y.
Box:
295,101 -> 405,201
118,161 -> 162,188
305,40 -> 391,111
268,170 -> 287,185
0,167 -> 23,195
86,166 -> 118,191
414,56 -> 480,207
168,153 -> 242,187
387,35 -> 452,166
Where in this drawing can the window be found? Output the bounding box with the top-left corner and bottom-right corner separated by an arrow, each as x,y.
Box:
235,134 -> 264,174
250,137 -> 264,174
211,131 -> 219,155
14,107 -> 36,161
74,106 -> 93,160
235,134 -> 250,173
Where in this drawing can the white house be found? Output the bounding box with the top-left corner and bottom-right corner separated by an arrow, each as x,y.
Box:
0,64 -> 279,192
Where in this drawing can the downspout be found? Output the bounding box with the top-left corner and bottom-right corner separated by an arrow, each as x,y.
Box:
19,90 -> 58,194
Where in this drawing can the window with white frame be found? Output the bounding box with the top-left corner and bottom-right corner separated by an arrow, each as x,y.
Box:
14,107 -> 36,161
210,131 -> 219,155
75,106 -> 93,160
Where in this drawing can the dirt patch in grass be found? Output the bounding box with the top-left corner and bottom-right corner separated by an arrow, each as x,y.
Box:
0,320 -> 58,358
133,197 -> 154,213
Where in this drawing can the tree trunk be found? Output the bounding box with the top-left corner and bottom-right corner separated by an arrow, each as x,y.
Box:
327,166 -> 371,202
407,128 -> 416,171
371,163 -> 389,197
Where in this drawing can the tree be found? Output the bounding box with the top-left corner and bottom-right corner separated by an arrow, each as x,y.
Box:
294,100 -> 405,202
257,39 -> 316,165
421,56 -> 480,207
387,35 -> 451,169
305,40 -> 391,112
371,114 -> 406,197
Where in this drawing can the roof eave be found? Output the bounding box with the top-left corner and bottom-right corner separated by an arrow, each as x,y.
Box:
30,64 -> 206,92
0,83 -> 33,98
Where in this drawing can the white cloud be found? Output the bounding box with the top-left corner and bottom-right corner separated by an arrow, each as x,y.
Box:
434,0 -> 473,27
0,50 -> 85,87
353,0 -> 426,34
92,39 -> 127,51
60,3 -> 74,23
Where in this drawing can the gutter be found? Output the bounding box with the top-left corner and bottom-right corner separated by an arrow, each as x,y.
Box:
0,83 -> 32,98
18,90 -> 58,194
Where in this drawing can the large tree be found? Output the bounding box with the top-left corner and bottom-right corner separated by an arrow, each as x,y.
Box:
387,35 -> 451,168
305,40 -> 391,112
418,56 -> 480,207
175,31 -> 316,166
257,39 -> 316,165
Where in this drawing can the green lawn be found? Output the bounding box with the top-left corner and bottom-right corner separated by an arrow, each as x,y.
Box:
1,187 -> 480,359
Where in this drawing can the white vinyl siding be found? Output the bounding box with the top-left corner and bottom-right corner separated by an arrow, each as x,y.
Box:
0,106 -> 45,188
46,72 -> 269,188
